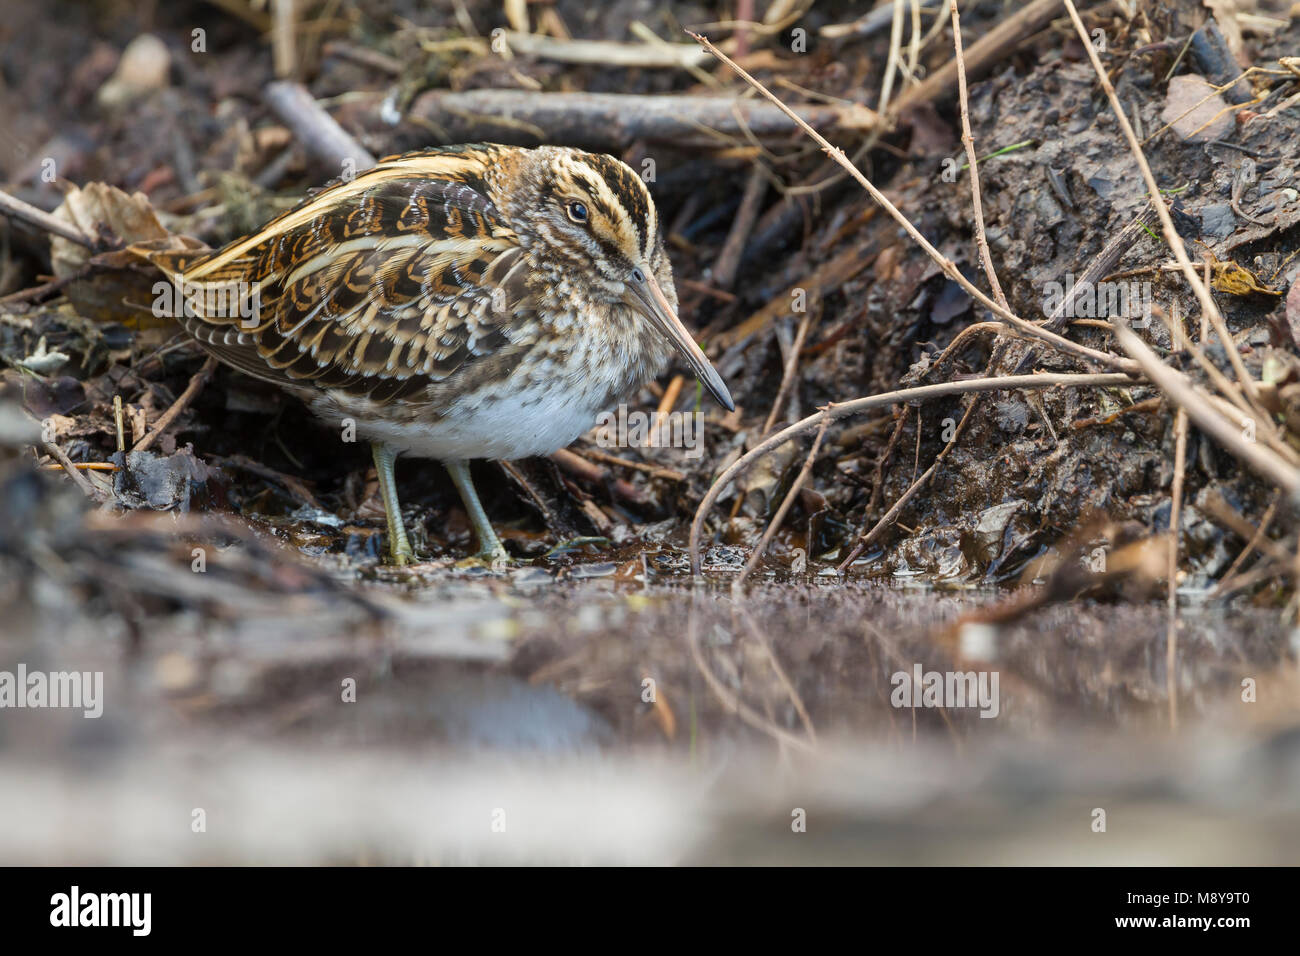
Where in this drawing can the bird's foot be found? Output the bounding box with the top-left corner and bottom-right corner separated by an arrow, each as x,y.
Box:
453,544 -> 514,572
387,539 -> 416,567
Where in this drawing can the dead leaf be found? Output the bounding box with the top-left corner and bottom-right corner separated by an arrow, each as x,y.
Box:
1161,74 -> 1234,142
52,182 -> 169,276
51,183 -> 208,327
1200,244 -> 1283,296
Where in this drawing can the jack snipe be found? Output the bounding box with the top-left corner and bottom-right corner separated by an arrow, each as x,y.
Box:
150,144 -> 733,565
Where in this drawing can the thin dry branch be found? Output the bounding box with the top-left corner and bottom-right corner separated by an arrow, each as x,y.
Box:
1062,2 -> 1269,422
1110,322 -> 1300,495
134,357 -> 218,453
761,306 -> 815,437
688,372 -> 1134,573
1210,492 -> 1282,598
838,1 -> 1010,572
42,441 -> 101,499
0,188 -> 95,248
890,0 -> 1062,115
264,80 -> 377,172
733,410 -> 830,587
838,393 -> 980,572
690,31 -> 1139,375
1147,304 -> 1298,466
499,30 -> 710,69
950,0 -> 1008,311
378,89 -> 880,149
712,164 -> 769,290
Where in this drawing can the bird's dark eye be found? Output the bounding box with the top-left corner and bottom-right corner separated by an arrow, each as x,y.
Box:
566,201 -> 588,223
631,268 -> 646,283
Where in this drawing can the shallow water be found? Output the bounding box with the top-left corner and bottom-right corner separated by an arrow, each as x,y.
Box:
3,554 -> 1297,863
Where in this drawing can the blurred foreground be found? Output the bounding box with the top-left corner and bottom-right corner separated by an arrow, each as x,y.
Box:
3,559 -> 1297,864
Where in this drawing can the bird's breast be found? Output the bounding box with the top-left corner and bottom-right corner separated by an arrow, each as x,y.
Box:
312,303 -> 669,461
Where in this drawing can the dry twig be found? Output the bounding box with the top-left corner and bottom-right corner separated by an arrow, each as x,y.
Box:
1063,2 -> 1273,432
264,80 -> 377,172
688,372 -> 1133,573
133,357 -> 218,453
690,31 -> 1139,375
42,441 -> 101,500
734,410 -> 830,587
1110,323 -> 1299,495
381,89 -> 880,149
0,189 -> 95,249
839,1 -> 1008,569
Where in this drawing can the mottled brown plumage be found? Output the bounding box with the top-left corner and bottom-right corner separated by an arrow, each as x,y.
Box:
151,143 -> 732,565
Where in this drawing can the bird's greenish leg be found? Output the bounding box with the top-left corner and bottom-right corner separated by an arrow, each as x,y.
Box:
444,459 -> 510,566
371,442 -> 413,566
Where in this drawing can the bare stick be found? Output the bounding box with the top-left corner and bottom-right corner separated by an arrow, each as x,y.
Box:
688,371 -> 1134,573
264,80 -> 377,172
1165,408 -> 1188,731
1110,322 -> 1299,495
1044,205 -> 1162,332
838,394 -> 980,571
40,462 -> 118,473
1211,492 -> 1282,597
734,411 -> 830,586
134,357 -> 218,452
689,31 -> 1139,375
1062,2 -> 1265,417
656,375 -> 685,418
1148,303 -> 1297,465
42,441 -> 100,500
761,307 -> 814,437
574,446 -> 686,482
272,0 -> 297,79
0,188 -> 95,248
499,30 -> 711,69
1201,490 -> 1295,565
0,271 -> 83,305
891,0 -> 1062,115
837,1 -> 1011,572
549,448 -> 647,505
950,0 -> 1008,310
378,89 -> 881,149
712,165 -> 768,290
867,406 -> 911,517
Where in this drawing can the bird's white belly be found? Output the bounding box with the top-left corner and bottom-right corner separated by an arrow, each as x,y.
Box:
309,311 -> 669,462
364,385 -> 606,460
311,361 -> 628,462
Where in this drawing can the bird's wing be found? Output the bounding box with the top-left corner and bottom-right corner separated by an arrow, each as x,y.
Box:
149,145 -> 537,405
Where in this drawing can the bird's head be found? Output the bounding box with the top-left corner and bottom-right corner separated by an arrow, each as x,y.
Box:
504,145 -> 734,412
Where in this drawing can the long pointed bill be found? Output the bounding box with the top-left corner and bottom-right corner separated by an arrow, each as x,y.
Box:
626,271 -> 735,411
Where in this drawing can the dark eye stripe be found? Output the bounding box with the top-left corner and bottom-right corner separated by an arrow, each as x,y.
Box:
594,234 -> 626,271
571,171 -> 605,202
587,156 -> 651,258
